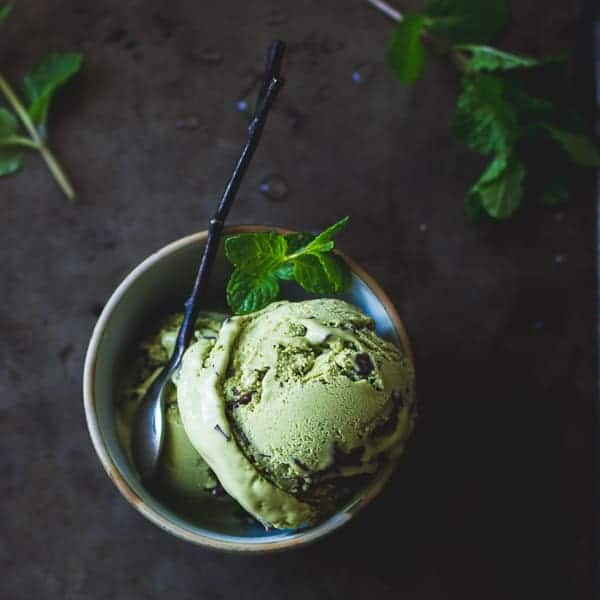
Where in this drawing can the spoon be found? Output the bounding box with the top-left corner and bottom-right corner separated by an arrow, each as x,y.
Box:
132,40 -> 286,482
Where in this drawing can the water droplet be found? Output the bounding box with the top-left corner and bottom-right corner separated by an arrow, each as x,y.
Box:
419,223 -> 428,232
259,175 -> 288,201
267,9 -> 287,25
236,99 -> 250,113
235,75 -> 262,115
554,254 -> 565,265
197,48 -> 223,65
175,116 -> 200,130
351,63 -> 375,85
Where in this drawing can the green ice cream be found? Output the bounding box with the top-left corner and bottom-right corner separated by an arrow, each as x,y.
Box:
116,313 -> 225,500
176,299 -> 416,529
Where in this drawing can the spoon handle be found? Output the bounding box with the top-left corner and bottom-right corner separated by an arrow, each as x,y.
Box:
171,40 -> 286,365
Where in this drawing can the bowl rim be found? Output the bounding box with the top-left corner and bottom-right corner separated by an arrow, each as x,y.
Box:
83,225 -> 414,552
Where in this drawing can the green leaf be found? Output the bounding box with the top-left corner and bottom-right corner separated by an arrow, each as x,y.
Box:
0,107 -> 18,137
23,52 -> 83,134
545,126 -> 600,167
226,269 -> 279,314
453,74 -> 518,156
303,216 -> 350,253
468,154 -> 525,219
273,262 -> 295,280
457,45 -> 541,72
386,13 -> 428,84
0,107 -> 23,175
425,0 -> 508,44
317,253 -> 352,293
224,232 -> 287,272
293,255 -> 336,295
304,239 -> 334,254
0,1 -> 14,24
0,145 -> 23,176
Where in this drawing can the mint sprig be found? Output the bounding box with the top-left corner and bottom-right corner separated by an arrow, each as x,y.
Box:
381,0 -> 600,220
0,3 -> 83,200
225,217 -> 352,314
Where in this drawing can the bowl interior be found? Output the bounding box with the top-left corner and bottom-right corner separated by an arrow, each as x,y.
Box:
88,231 -> 405,549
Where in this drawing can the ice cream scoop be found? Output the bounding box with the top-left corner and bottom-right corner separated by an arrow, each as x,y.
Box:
176,299 -> 416,529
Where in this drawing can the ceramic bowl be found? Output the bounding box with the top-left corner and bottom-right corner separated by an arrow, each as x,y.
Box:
83,225 -> 414,552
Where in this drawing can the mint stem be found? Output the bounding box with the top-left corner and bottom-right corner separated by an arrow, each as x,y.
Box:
0,73 -> 76,201
366,0 -> 404,22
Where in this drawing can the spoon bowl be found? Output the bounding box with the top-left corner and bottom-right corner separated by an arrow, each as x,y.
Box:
131,367 -> 169,481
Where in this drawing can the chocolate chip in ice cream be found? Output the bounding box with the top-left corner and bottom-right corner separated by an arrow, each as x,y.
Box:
355,352 -> 374,376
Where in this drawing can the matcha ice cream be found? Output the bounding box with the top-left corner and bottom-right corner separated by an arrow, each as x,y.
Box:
116,313 -> 225,501
176,299 -> 416,529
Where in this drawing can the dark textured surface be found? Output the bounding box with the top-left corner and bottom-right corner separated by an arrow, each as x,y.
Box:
0,1 -> 595,598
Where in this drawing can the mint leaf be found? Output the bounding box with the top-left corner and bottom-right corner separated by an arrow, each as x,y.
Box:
317,253 -> 352,292
301,216 -> 349,256
0,145 -> 23,176
273,262 -> 295,280
386,14 -> 428,84
293,255 -> 334,294
453,74 -> 517,156
226,269 -> 279,315
0,107 -> 23,175
468,154 -> 525,219
545,126 -> 600,167
457,45 -> 541,72
0,107 -> 18,137
224,218 -> 352,314
306,216 -> 349,249
425,0 -> 508,44
23,52 -> 83,136
0,1 -> 14,24
225,231 -> 287,272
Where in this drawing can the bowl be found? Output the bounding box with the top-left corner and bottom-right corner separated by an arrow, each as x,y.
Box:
83,225 -> 414,552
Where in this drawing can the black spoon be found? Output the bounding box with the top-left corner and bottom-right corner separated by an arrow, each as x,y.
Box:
132,40 -> 286,482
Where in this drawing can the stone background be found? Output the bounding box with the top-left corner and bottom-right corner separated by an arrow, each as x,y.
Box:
0,1 -> 596,598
